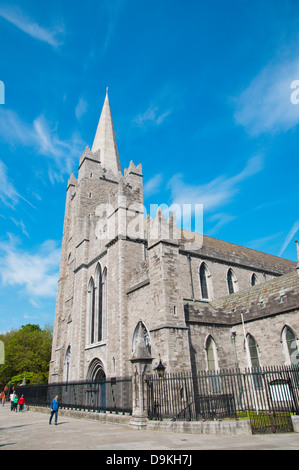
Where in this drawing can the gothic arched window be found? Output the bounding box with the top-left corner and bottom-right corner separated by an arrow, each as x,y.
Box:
282,326 -> 299,365
88,277 -> 95,344
227,268 -> 238,294
199,263 -> 210,300
247,334 -> 263,389
89,265 -> 107,344
247,334 -> 260,368
95,264 -> 103,342
102,268 -> 107,341
206,336 -> 217,371
251,273 -> 258,286
206,336 -> 221,392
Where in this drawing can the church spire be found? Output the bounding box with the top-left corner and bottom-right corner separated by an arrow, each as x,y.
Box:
92,89 -> 121,175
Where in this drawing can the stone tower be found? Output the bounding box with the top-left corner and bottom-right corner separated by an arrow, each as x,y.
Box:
49,91 -> 146,382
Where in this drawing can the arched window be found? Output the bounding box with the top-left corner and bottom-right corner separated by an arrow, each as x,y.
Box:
206,336 -> 217,371
205,336 -> 220,392
282,326 -> 299,365
102,268 -> 107,341
251,273 -> 258,286
246,334 -> 263,389
95,264 -> 103,342
227,268 -> 238,294
247,334 -> 260,368
88,277 -> 95,344
199,263 -> 210,300
64,346 -> 71,383
89,265 -> 107,344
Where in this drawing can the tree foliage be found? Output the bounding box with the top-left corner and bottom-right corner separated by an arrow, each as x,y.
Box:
0,324 -> 53,386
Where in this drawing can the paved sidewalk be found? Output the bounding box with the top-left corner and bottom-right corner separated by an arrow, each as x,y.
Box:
0,405 -> 298,451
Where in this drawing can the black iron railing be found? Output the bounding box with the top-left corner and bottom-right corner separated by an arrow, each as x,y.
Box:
147,365 -> 299,433
15,376 -> 132,414
13,365 -> 299,434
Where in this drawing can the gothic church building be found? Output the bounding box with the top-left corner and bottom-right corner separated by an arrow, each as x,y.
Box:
49,93 -> 299,383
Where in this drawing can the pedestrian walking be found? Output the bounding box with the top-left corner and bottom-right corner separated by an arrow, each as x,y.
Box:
13,394 -> 18,412
49,395 -> 60,425
10,391 -> 16,411
0,391 -> 5,406
18,394 -> 25,412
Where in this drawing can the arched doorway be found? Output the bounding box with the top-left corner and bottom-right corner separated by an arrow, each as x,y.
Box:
86,358 -> 106,410
87,358 -> 106,381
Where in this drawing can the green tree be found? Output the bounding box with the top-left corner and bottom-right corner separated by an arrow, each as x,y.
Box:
0,324 -> 53,385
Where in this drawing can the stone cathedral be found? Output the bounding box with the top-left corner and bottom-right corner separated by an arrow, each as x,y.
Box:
49,92 -> 299,384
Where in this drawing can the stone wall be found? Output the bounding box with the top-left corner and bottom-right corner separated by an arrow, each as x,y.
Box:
50,139 -> 298,384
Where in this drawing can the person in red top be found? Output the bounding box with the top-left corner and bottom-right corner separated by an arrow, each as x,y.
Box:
0,391 -> 6,406
18,395 -> 25,412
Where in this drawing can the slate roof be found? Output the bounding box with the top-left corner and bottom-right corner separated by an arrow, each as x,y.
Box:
184,269 -> 299,326
179,229 -> 296,275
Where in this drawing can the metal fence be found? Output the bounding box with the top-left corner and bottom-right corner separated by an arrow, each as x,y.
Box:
15,376 -> 132,415
146,365 -> 299,433
13,365 -> 299,434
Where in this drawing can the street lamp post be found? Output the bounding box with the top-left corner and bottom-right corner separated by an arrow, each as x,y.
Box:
155,359 -> 166,378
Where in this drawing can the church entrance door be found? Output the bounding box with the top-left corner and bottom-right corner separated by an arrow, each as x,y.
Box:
94,368 -> 106,410
87,359 -> 106,411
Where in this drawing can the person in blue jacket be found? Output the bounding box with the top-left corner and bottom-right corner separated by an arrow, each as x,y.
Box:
49,395 -> 60,425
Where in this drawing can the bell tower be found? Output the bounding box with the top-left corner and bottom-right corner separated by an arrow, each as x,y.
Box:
49,91 -> 145,382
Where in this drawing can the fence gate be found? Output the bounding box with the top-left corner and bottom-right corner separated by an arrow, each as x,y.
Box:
247,374 -> 297,434
249,409 -> 293,435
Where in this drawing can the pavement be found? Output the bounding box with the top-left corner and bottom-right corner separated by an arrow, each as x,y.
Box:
0,404 -> 299,452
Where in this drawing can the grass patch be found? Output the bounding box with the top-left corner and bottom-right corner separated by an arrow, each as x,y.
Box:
241,411 -> 293,433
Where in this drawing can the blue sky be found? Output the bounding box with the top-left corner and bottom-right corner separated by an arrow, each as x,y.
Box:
0,0 -> 299,332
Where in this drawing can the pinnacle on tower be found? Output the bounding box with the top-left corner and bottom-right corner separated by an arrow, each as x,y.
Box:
92,89 -> 121,175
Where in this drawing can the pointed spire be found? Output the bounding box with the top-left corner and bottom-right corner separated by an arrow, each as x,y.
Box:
92,89 -> 121,175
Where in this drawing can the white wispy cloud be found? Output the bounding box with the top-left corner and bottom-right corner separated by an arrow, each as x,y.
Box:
144,174 -> 163,197
100,0 -> 125,52
279,220 -> 299,257
168,155 -> 263,212
10,218 -> 29,238
0,109 -> 85,183
206,213 -> 236,236
131,81 -> 183,133
0,237 -> 61,300
0,160 -> 19,207
0,159 -> 35,209
0,5 -> 64,47
234,56 -> 299,135
133,106 -> 172,128
75,98 -> 88,120
247,233 -> 283,252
